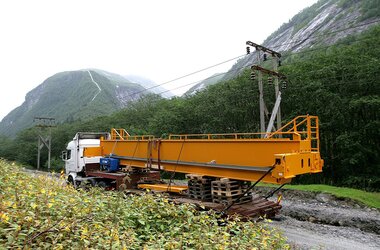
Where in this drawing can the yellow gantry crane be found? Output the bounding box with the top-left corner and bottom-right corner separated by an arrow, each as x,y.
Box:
84,115 -> 323,187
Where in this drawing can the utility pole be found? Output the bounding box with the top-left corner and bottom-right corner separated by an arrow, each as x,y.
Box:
272,54 -> 282,131
246,41 -> 286,137
34,117 -> 56,170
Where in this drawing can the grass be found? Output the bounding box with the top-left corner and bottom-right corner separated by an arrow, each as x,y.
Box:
259,183 -> 380,209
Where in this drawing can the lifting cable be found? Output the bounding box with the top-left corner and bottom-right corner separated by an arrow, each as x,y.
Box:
128,140 -> 140,169
156,139 -> 162,171
110,140 -> 118,156
167,138 -> 186,192
146,140 -> 153,170
264,183 -> 286,199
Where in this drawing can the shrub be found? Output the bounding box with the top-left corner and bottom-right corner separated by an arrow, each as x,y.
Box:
0,160 -> 288,249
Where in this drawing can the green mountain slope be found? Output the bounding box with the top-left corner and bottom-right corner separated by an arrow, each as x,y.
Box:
183,73 -> 226,96
0,69 -> 148,137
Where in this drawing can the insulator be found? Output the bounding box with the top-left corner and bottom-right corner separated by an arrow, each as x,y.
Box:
250,71 -> 256,80
278,60 -> 282,67
267,76 -> 273,85
281,80 -> 287,89
263,54 -> 267,61
246,46 -> 250,55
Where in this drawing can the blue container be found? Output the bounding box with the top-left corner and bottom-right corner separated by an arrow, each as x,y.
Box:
100,157 -> 120,172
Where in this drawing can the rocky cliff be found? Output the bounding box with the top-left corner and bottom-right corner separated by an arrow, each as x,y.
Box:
223,0 -> 380,80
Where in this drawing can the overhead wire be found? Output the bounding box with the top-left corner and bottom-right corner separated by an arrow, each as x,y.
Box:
127,19 -> 380,99
125,54 -> 246,99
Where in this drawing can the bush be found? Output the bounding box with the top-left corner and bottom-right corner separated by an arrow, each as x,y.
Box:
0,160 -> 288,249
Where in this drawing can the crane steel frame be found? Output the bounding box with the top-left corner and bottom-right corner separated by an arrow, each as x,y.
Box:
84,115 -> 323,185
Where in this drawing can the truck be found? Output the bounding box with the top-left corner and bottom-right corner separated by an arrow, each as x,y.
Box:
62,115 -> 323,218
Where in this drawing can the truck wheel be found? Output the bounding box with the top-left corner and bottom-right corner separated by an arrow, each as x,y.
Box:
79,180 -> 93,190
96,181 -> 107,189
67,175 -> 75,186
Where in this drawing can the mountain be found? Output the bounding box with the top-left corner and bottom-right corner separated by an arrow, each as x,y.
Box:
0,69 -> 154,137
124,75 -> 175,98
192,0 -> 380,88
183,73 -> 226,96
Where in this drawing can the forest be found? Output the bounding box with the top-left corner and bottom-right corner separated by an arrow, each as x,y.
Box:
0,26 -> 379,191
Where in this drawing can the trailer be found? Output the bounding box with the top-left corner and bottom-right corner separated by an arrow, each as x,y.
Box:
63,115 -> 323,218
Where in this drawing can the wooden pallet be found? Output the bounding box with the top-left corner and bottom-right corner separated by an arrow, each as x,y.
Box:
212,189 -> 243,196
212,181 -> 249,190
211,179 -> 252,205
189,193 -> 212,201
186,174 -> 213,184
186,175 -> 213,201
188,189 -> 211,195
212,194 -> 252,205
189,182 -> 211,188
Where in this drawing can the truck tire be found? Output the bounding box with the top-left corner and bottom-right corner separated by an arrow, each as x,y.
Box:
67,175 -> 75,186
96,181 -> 107,189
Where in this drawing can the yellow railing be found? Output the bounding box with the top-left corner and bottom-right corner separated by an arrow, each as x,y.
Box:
168,132 -> 264,140
111,129 -> 130,140
111,128 -> 155,141
267,115 -> 319,151
111,115 -> 320,151
168,115 -> 320,152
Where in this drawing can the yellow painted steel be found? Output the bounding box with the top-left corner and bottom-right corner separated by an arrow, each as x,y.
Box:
138,184 -> 188,193
85,115 -> 323,184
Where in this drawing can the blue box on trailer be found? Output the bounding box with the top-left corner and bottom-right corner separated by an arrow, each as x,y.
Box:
100,157 -> 120,172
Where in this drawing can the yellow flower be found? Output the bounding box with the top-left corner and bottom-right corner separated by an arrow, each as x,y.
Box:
31,203 -> 37,209
47,203 -> 53,208
0,213 -> 10,223
41,188 -> 46,194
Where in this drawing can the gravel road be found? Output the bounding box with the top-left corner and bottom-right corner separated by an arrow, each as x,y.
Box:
260,188 -> 380,250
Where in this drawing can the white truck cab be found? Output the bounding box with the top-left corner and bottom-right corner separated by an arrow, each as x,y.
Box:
62,132 -> 109,185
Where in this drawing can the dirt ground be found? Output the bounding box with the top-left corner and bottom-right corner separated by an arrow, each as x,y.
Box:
258,187 -> 380,250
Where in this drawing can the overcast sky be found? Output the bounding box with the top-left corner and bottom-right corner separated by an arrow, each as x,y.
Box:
0,0 -> 318,120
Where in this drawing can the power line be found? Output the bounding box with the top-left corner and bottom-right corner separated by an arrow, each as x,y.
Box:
153,65 -> 379,99
153,60 -> 377,98
129,20 -> 380,99
126,54 -> 246,98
